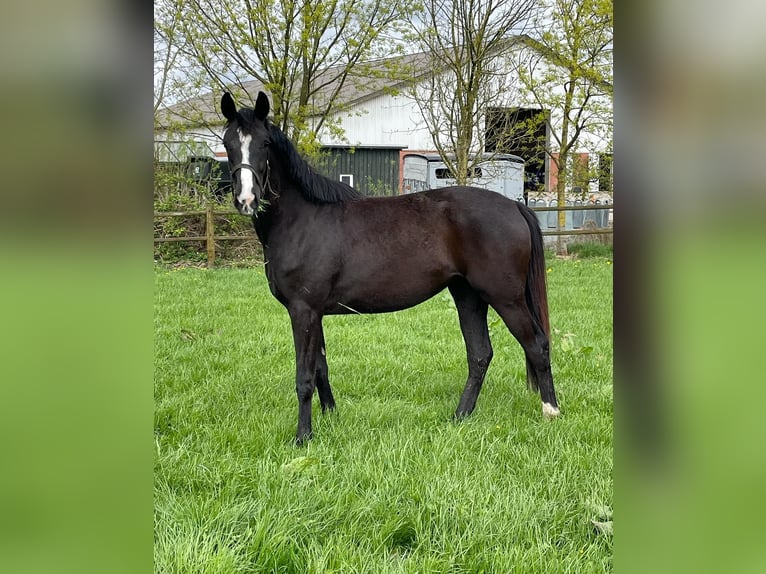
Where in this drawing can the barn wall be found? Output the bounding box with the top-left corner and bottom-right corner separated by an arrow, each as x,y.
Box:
318,93 -> 435,150
312,147 -> 401,196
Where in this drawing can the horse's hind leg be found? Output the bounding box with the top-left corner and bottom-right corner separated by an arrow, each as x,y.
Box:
491,301 -> 559,417
314,325 -> 336,413
449,280 -> 493,418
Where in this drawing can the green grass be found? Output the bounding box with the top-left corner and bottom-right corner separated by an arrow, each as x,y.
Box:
566,242 -> 613,259
154,256 -> 613,573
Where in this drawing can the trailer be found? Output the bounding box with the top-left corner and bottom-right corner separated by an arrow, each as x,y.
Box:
402,152 -> 525,200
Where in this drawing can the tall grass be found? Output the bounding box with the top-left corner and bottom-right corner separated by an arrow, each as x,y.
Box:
566,242 -> 613,259
154,256 -> 613,573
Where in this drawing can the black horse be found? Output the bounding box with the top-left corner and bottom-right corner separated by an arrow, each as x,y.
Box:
220,91 -> 559,443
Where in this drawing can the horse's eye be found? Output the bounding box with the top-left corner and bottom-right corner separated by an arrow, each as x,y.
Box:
264,140 -> 271,148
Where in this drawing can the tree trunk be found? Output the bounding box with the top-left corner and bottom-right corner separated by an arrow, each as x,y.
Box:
454,83 -> 475,186
555,157 -> 568,256
555,80 -> 577,256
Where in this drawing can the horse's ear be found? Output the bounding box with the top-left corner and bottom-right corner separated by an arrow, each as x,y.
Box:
254,91 -> 270,120
221,92 -> 237,122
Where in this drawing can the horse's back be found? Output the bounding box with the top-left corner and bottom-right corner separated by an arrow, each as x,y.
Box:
354,185 -> 532,261
421,185 -> 524,217
422,186 -> 532,246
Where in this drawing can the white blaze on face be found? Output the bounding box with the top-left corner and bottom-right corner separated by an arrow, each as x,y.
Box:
237,131 -> 256,207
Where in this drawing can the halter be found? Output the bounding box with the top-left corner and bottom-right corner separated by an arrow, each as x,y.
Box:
230,162 -> 263,186
229,158 -> 272,205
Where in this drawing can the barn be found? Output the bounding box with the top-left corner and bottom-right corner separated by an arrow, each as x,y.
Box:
155,47 -> 611,199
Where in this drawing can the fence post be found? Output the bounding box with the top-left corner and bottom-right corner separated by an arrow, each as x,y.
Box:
206,202 -> 215,268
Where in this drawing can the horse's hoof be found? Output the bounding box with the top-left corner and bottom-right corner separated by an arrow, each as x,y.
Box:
542,402 -> 560,418
294,431 -> 313,445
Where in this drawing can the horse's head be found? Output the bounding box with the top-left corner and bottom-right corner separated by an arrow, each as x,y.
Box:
220,91 -> 272,216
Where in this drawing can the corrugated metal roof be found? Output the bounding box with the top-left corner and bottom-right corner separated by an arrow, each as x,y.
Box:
156,51 -> 437,129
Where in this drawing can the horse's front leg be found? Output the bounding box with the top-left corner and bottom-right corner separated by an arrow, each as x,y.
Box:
288,303 -> 321,444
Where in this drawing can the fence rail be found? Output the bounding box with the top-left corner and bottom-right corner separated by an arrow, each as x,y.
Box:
154,202 -> 612,267
529,205 -> 611,212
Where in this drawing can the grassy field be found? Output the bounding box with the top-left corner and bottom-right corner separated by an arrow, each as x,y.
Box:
154,253 -> 613,573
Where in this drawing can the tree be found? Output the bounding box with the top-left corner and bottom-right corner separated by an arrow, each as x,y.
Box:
406,0 -> 536,185
154,0 -> 410,154
515,0 -> 613,254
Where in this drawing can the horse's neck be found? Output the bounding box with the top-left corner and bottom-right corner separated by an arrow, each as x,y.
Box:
253,168 -> 309,246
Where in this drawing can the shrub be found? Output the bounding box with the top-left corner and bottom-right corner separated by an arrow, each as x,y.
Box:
154,163 -> 260,266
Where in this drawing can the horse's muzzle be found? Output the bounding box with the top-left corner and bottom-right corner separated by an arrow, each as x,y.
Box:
238,201 -> 255,216
234,195 -> 256,216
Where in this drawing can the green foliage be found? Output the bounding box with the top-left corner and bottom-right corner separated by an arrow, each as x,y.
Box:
154,162 -> 210,204
153,163 -> 259,265
364,177 -> 397,197
154,258 -> 613,571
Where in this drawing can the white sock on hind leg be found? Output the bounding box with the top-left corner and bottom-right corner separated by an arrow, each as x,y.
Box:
542,402 -> 560,418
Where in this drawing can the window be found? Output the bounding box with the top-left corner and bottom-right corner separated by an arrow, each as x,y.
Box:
339,174 -> 354,187
434,167 -> 483,179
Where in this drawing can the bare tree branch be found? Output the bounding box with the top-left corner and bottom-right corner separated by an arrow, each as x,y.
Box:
408,0 -> 536,185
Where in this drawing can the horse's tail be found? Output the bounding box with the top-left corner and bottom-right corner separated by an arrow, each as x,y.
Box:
517,202 -> 550,393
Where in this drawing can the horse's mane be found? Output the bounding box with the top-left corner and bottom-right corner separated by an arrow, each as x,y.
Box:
238,108 -> 363,204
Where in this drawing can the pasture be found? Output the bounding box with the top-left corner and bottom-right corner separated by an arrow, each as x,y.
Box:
154,254 -> 613,573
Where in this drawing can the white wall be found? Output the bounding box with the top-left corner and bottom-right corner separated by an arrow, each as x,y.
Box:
154,128 -> 224,161
317,92 -> 435,150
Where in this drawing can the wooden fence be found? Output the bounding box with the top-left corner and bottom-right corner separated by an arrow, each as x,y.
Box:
154,203 -> 613,267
